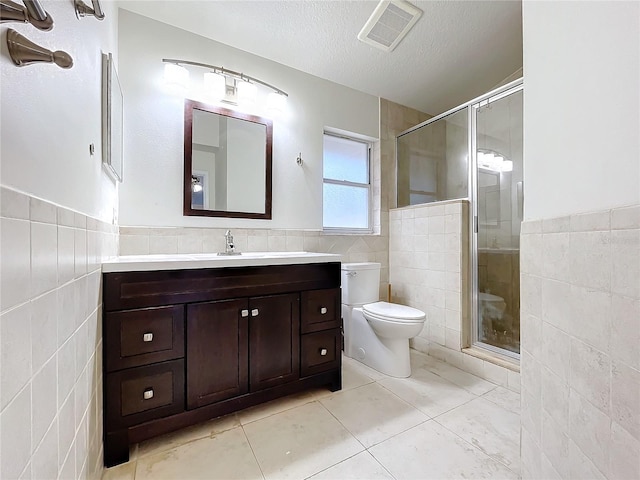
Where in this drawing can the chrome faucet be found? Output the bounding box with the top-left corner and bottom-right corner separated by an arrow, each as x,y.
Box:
217,229 -> 241,256
224,230 -> 235,254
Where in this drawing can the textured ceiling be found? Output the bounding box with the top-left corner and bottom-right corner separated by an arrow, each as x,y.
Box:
119,0 -> 523,116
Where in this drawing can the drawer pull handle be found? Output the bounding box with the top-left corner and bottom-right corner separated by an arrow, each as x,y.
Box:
251,308 -> 259,317
143,333 -> 153,342
320,307 -> 327,315
319,348 -> 328,356
143,388 -> 154,400
241,309 -> 249,318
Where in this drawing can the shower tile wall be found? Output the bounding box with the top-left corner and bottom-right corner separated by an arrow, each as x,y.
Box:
389,200 -> 520,392
0,187 -> 118,480
520,204 -> 640,480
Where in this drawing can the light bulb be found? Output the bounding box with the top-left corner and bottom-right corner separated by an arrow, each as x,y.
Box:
204,72 -> 226,101
164,63 -> 189,92
237,81 -> 257,105
192,184 -> 203,193
267,91 -> 287,113
501,160 -> 513,172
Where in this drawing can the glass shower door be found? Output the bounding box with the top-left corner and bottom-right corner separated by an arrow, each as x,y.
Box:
473,87 -> 523,356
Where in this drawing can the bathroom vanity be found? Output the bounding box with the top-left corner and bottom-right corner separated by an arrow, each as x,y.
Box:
101,253 -> 342,466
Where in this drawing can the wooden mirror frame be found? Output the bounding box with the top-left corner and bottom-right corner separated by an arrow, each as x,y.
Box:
183,100 -> 273,219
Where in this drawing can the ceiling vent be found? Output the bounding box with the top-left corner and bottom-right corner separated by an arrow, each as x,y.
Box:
357,0 -> 423,52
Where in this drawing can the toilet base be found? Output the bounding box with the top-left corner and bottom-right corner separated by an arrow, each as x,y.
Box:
344,307 -> 412,378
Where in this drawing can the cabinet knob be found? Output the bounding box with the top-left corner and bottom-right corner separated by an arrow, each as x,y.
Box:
143,332 -> 153,342
320,307 -> 327,315
143,388 -> 154,400
319,348 -> 328,356
241,309 -> 249,318
251,308 -> 259,317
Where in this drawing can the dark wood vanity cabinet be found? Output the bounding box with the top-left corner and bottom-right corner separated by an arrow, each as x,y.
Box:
102,262 -> 341,467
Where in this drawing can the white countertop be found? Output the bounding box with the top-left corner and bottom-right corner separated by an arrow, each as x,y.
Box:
101,252 -> 342,273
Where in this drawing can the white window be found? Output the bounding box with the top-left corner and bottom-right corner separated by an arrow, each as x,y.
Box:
323,133 -> 371,232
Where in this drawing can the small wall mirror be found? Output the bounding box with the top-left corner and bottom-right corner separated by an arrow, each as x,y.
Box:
184,100 -> 272,219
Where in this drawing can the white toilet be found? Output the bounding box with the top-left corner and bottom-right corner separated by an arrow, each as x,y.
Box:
341,262 -> 426,378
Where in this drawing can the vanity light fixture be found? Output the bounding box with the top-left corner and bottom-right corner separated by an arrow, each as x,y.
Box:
0,0 -> 53,30
74,0 -> 104,20
162,58 -> 288,109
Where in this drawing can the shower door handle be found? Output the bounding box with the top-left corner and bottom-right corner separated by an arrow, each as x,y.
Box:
516,181 -> 524,220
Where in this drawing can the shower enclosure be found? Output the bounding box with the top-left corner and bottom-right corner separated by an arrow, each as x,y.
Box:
396,80 -> 523,358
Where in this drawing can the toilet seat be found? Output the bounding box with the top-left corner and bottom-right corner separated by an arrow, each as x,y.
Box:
363,301 -> 426,324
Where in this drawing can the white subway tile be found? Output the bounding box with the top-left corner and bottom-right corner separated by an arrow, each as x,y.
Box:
611,204 -> 640,230
149,235 -> 178,254
569,231 -> 611,291
30,197 -> 57,224
568,389 -> 611,476
540,322 -> 571,381
427,216 -> 444,234
57,336 -> 76,408
611,229 -> 640,298
32,419 -> 58,480
57,226 -> 75,285
542,233 -> 571,282
31,290 -> 58,373
570,210 -> 610,232
541,278 -> 572,333
0,385 -> 32,479
568,285 -> 611,353
568,440 -> 607,480
520,233 -> 543,276
521,390 -> 542,444
1,187 -> 30,220
0,303 -> 31,409
1,218 -> 31,311
610,421 -> 640,480
541,411 -> 570,478
57,393 -> 75,470
611,295 -> 640,370
32,356 -> 57,450
570,339 -> 611,413
542,216 -> 571,233
611,361 -> 640,441
119,234 -> 149,255
541,366 -> 570,431
57,282 -> 78,347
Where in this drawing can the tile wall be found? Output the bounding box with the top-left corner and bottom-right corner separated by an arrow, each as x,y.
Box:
520,204 -> 640,479
389,199 -> 520,392
0,187 -> 118,480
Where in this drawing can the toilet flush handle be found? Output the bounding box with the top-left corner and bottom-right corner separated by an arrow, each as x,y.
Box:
346,271 -> 357,277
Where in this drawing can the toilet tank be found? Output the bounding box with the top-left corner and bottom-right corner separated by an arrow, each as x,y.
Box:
341,262 -> 381,306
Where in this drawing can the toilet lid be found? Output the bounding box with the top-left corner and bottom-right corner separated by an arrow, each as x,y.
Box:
479,292 -> 504,302
363,301 -> 426,323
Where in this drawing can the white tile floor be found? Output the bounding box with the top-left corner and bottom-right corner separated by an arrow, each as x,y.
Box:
103,351 -> 521,480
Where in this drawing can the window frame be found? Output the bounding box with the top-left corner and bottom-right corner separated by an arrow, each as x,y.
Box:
322,132 -> 373,234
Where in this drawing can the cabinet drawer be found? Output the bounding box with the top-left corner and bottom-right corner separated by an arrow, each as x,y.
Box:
106,360 -> 185,428
301,288 -> 341,334
301,329 -> 341,377
105,306 -> 184,372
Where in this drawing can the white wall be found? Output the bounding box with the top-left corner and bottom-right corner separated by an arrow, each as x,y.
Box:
0,2 -> 120,479
0,1 -> 119,222
521,2 -> 640,479
118,10 -> 379,229
523,1 -> 640,220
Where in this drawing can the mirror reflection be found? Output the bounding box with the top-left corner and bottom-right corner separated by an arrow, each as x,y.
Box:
184,100 -> 272,219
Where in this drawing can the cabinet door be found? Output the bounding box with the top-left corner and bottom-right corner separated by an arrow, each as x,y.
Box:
249,293 -> 300,391
186,299 -> 249,409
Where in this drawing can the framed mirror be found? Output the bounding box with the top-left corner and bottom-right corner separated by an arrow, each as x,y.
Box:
184,100 -> 272,219
102,52 -> 123,182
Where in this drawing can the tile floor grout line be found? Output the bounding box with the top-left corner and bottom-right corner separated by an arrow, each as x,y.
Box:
240,424 -> 267,480
315,396 -> 369,453
364,448 -> 399,480
432,415 -> 520,476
